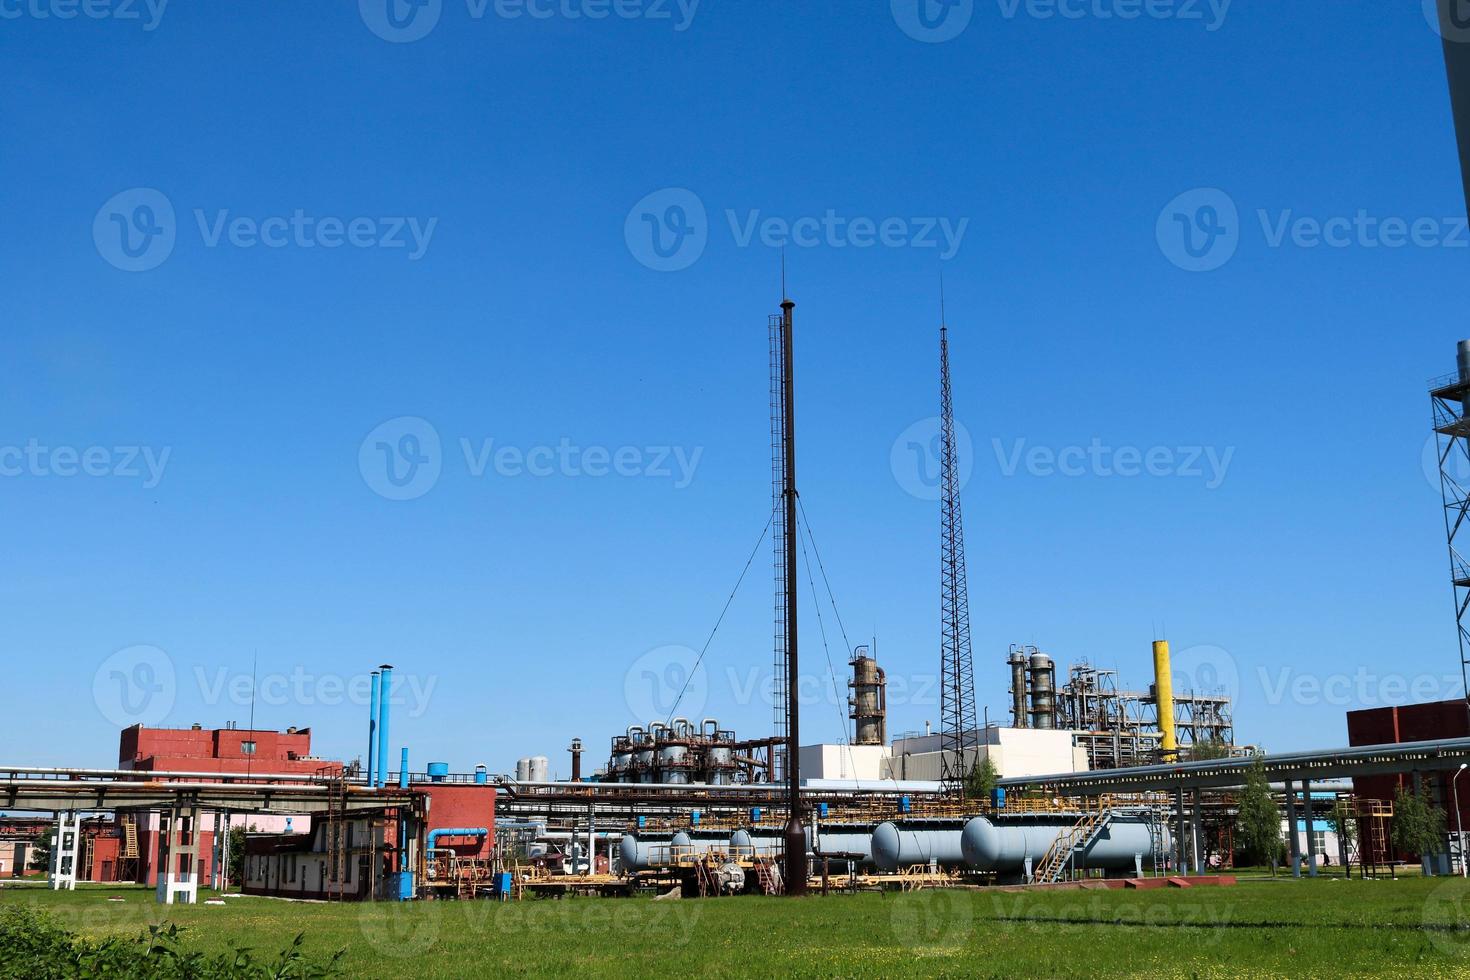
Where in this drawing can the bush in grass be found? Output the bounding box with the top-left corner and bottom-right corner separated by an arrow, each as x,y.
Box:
0,905 -> 344,979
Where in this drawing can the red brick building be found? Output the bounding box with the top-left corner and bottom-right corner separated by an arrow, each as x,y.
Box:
109,724 -> 343,885
1347,699 -> 1470,867
119,723 -> 340,778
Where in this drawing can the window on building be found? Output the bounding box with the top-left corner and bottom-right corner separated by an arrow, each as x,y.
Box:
240,741 -> 256,756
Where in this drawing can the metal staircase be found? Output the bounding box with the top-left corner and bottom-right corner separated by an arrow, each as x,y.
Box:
1034,810 -> 1114,884
753,856 -> 782,895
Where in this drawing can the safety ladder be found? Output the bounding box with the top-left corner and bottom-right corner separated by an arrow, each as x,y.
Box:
1035,810 -> 1112,884
753,857 -> 781,895
320,767 -> 347,899
1147,807 -> 1167,877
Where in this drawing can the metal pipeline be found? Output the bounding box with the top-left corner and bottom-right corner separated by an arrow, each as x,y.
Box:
376,664 -> 393,789
368,671 -> 381,788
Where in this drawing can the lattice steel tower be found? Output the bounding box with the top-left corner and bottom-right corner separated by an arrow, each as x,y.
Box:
1430,341 -> 1470,716
938,311 -> 978,794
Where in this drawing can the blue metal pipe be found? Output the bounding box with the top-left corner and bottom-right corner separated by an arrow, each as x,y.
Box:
399,748 -> 409,790
367,671 -> 380,788
376,664 -> 393,789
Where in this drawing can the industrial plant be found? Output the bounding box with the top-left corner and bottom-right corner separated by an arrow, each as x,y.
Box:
12,19 -> 1470,973
10,288 -> 1470,908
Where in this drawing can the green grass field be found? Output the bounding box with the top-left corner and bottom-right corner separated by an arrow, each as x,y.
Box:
6,875 -> 1470,978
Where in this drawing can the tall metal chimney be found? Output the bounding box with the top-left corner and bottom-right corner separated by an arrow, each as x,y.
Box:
1152,641 -> 1178,762
777,290 -> 807,895
569,737 -> 584,782
376,664 -> 393,789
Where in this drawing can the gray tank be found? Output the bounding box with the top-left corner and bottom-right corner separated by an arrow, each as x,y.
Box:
960,816 -> 1166,874
619,832 -> 677,871
871,822 -> 965,871
811,825 -> 876,865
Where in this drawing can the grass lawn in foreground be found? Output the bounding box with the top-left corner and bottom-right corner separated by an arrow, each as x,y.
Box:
5,875 -> 1470,978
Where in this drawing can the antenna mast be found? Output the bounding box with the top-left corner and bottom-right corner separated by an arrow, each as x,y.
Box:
938,293 -> 978,795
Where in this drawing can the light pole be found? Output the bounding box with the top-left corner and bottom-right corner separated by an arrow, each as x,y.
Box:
1455,764 -> 1468,878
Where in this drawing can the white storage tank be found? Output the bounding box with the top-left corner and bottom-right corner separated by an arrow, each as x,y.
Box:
529,755 -> 550,782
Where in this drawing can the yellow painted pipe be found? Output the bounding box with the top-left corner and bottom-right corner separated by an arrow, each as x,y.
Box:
1152,640 -> 1177,761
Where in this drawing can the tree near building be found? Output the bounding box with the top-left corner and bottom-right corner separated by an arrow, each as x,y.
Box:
965,755 -> 1000,803
27,831 -> 51,872
1325,799 -> 1358,868
1234,754 -> 1283,872
1391,784 -> 1448,873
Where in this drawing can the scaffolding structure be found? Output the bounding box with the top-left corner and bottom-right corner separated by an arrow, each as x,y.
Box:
1052,660 -> 1234,768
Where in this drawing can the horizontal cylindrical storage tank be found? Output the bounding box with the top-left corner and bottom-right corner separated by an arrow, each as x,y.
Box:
872,822 -> 966,871
619,832 -> 678,871
960,816 -> 1167,873
729,828 -> 784,859
529,756 -> 549,782
812,826 -> 875,865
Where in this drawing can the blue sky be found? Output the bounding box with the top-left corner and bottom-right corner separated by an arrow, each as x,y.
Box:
3,1 -> 1469,774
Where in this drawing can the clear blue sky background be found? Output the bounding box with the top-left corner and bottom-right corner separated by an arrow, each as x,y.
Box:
3,1 -> 1468,774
